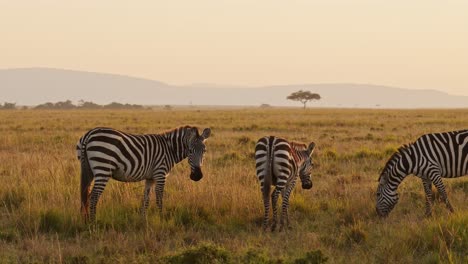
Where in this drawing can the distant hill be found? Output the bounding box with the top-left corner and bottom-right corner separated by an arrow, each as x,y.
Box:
1,68 -> 467,108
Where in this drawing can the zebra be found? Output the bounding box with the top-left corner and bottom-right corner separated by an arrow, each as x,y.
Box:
255,136 -> 315,231
76,126 -> 211,222
376,129 -> 468,217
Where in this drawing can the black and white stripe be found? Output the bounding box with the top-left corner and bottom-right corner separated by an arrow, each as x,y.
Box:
255,136 -> 315,231
77,126 -> 211,221
376,129 -> 468,217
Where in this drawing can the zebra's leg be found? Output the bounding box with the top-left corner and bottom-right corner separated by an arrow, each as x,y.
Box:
89,175 -> 110,222
262,187 -> 270,231
140,179 -> 155,216
432,176 -> 454,213
280,177 -> 297,232
422,178 -> 434,217
271,187 -> 281,232
155,176 -> 167,214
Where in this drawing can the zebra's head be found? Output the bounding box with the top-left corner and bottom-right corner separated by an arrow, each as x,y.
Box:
298,142 -> 316,190
376,146 -> 413,217
187,127 -> 211,181
376,152 -> 405,217
376,172 -> 399,217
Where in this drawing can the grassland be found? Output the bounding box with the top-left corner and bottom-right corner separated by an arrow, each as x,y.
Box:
0,108 -> 467,263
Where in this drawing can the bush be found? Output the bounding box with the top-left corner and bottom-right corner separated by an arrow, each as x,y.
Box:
0,102 -> 16,110
162,243 -> 232,264
39,210 -> 67,233
241,250 -> 275,264
0,230 -> 17,242
38,209 -> 80,235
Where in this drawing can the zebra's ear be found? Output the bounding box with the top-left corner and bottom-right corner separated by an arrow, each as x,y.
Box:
307,142 -> 316,156
201,128 -> 211,139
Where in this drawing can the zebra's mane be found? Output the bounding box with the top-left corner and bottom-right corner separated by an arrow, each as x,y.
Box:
289,142 -> 307,151
379,144 -> 411,182
163,126 -> 199,137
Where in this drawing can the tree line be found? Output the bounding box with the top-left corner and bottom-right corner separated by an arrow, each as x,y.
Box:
0,100 -> 145,110
2,90 -> 321,110
0,102 -> 17,110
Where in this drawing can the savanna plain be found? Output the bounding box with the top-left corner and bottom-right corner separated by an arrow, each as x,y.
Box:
0,108 -> 467,263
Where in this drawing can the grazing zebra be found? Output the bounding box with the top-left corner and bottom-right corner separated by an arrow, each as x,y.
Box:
76,126 -> 211,222
255,136 -> 315,231
376,129 -> 468,217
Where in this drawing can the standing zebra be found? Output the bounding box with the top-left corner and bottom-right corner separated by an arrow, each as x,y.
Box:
76,126 -> 211,222
255,136 -> 315,231
376,129 -> 468,217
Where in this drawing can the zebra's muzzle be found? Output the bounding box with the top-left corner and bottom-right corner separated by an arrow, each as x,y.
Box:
190,167 -> 203,181
376,208 -> 388,218
302,181 -> 313,189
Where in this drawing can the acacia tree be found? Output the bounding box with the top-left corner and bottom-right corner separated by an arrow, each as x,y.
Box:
286,90 -> 321,109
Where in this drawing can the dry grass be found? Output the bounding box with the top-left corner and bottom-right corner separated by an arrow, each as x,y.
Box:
0,108 -> 467,263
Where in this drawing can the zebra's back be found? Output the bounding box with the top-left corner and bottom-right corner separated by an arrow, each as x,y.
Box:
413,129 -> 468,178
77,127 -> 163,182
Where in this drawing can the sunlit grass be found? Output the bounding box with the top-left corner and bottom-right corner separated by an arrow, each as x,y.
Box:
0,108 -> 467,263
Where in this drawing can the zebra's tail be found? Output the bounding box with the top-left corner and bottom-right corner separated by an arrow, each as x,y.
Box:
78,138 -> 93,221
263,141 -> 272,204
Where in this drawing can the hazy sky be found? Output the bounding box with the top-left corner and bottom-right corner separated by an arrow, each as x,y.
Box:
1,0 -> 468,95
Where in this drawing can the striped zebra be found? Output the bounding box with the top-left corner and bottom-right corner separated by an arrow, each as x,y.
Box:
76,126 -> 211,222
376,129 -> 468,217
255,136 -> 315,231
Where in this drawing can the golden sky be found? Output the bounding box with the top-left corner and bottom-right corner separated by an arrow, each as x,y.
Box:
1,0 -> 467,95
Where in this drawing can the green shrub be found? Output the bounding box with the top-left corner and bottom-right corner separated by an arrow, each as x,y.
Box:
162,243 -> 232,264
39,209 -> 66,233
39,209 -> 80,235
0,230 -> 17,242
241,249 -> 274,264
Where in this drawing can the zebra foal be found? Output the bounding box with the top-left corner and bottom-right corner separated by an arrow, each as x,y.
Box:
376,129 -> 468,217
76,126 -> 211,222
255,136 -> 315,231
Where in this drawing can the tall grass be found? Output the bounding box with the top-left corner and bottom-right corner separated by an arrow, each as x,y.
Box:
0,108 -> 467,263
